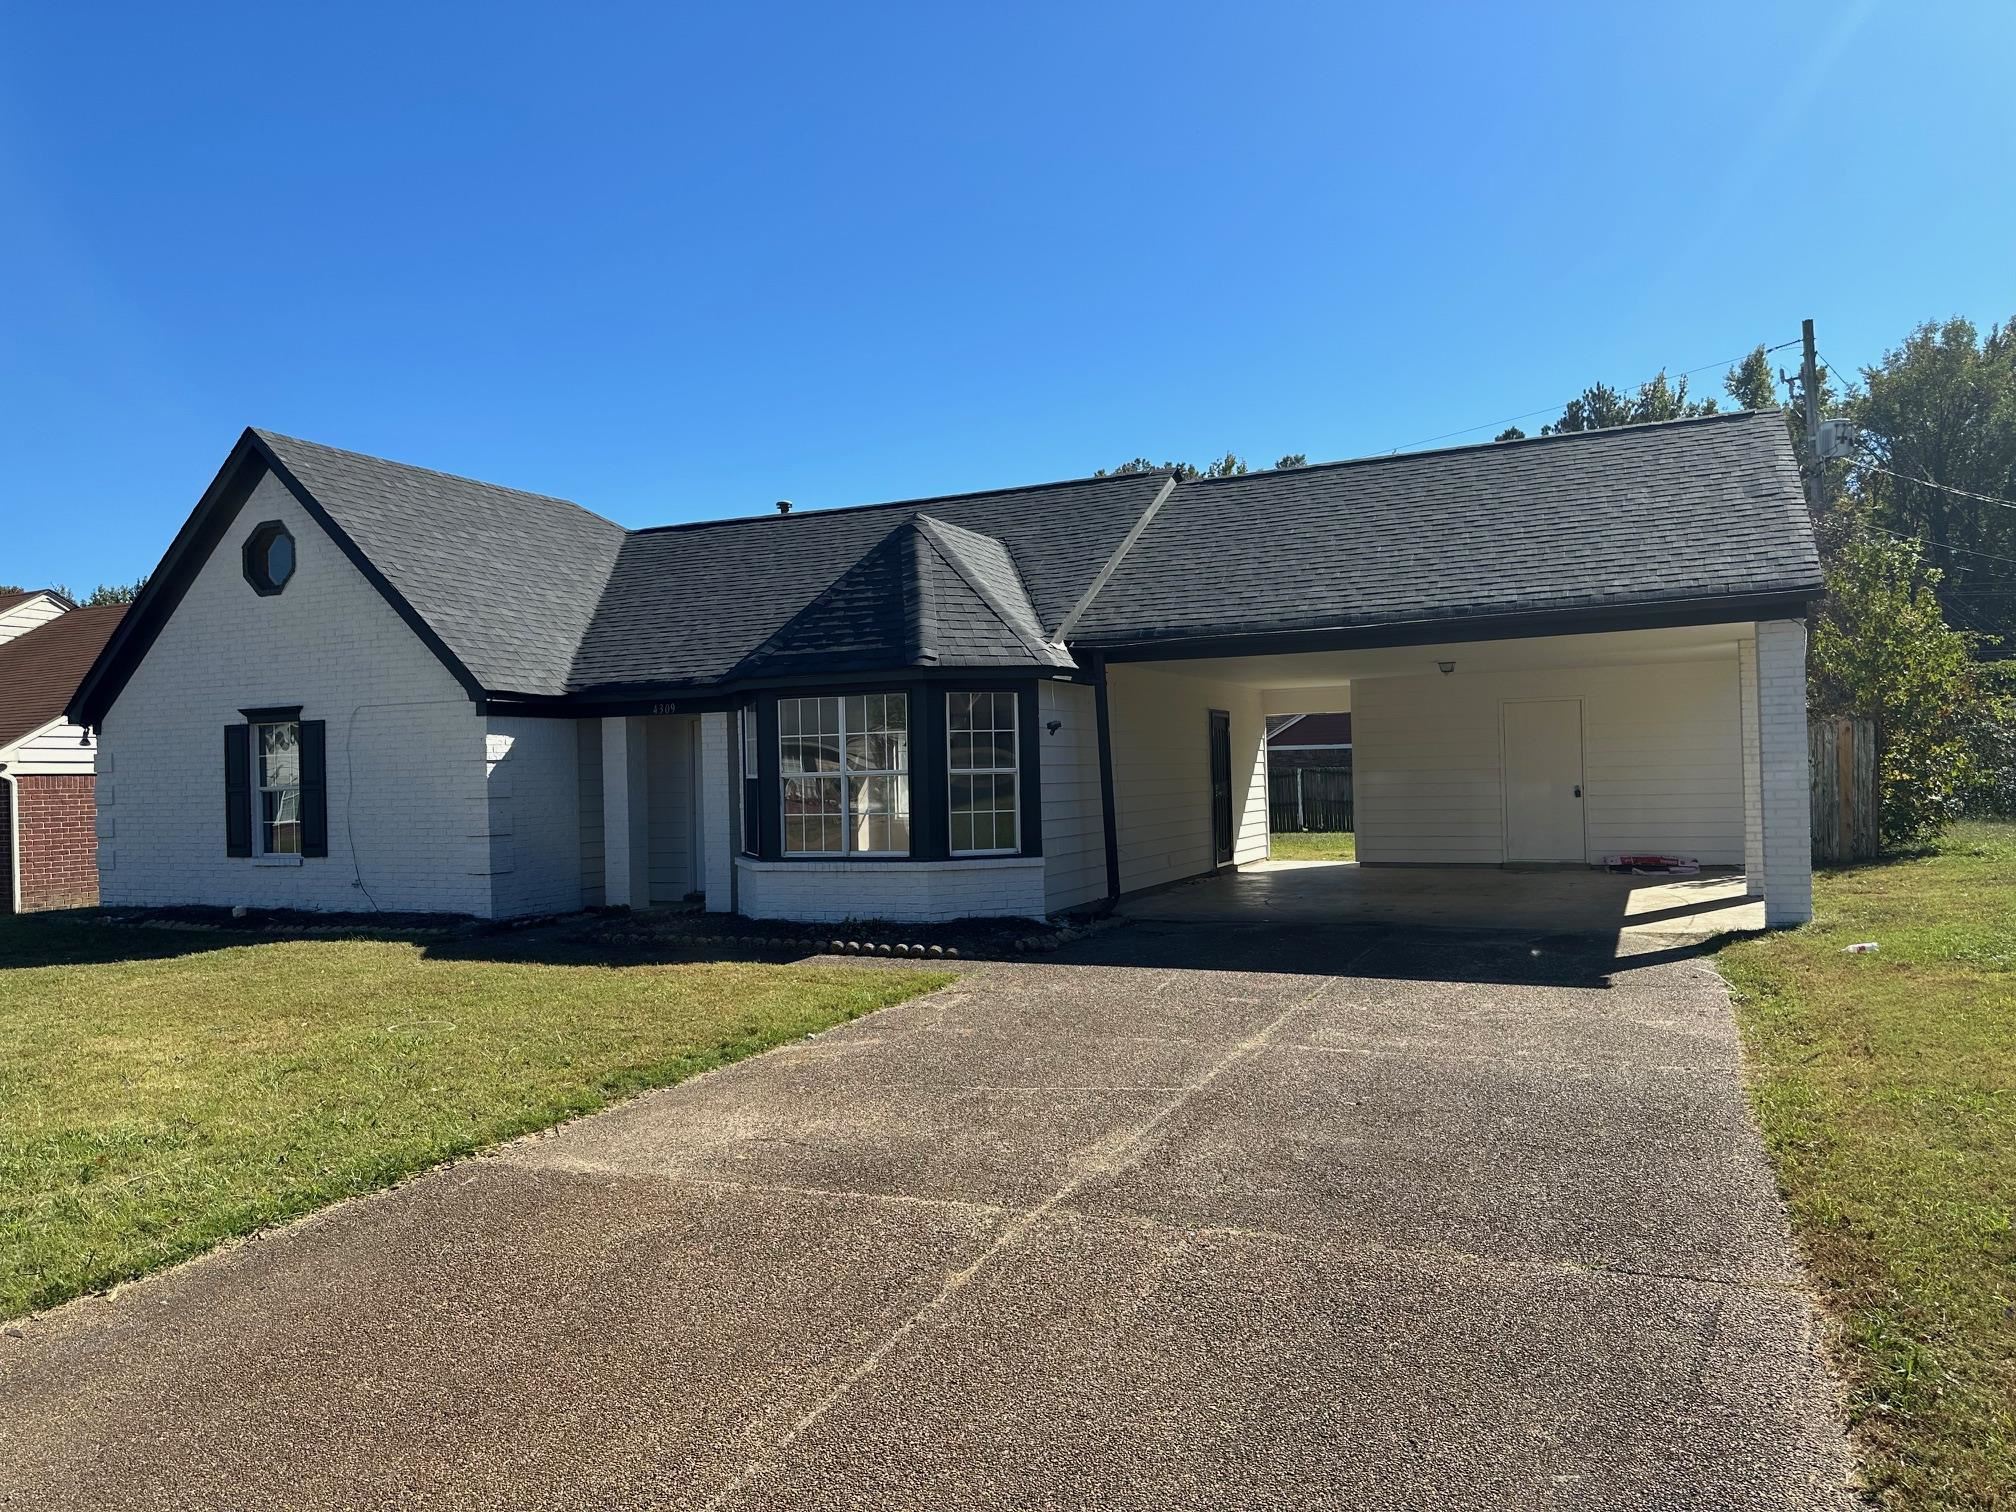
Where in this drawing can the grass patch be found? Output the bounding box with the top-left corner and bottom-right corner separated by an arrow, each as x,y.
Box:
1718,821 -> 2016,1508
0,915 -> 949,1320
1269,831 -> 1356,863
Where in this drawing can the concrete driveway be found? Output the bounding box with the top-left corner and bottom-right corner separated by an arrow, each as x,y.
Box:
0,924 -> 1856,1510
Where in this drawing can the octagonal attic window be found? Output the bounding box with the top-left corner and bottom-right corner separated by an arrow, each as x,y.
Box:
243,521 -> 296,595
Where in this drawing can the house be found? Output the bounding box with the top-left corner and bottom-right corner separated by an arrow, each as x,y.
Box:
67,411 -> 1822,927
1,596 -> 126,912
1267,712 -> 1353,771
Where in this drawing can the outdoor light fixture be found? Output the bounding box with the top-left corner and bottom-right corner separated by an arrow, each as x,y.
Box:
1438,660 -> 1456,675
1045,719 -> 1063,735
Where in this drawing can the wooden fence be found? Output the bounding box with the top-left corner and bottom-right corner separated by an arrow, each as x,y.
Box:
1269,765 -> 1354,833
1810,715 -> 1879,863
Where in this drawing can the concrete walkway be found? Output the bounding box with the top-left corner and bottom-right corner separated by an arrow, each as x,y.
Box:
0,925 -> 1855,1510
1123,860 -> 1767,938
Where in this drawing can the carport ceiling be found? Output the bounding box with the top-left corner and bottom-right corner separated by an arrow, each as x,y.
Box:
1136,621 -> 1750,688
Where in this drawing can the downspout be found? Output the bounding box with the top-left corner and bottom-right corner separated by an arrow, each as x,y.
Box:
1089,652 -> 1122,907
1,767 -> 18,914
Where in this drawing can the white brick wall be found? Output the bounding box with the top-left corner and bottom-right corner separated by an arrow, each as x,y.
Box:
1039,680 -> 1105,912
1105,665 -> 1268,893
97,471 -> 495,916
735,855 -> 1046,923
1754,619 -> 1814,925
485,715 -> 584,918
1352,656 -> 1747,866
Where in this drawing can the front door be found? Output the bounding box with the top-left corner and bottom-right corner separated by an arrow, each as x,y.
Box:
1209,709 -> 1234,867
1502,698 -> 1585,862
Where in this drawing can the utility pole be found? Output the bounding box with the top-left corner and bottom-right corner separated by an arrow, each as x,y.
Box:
1782,317 -> 1824,519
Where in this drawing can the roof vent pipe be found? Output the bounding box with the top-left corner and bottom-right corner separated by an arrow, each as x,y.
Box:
775,499 -> 792,515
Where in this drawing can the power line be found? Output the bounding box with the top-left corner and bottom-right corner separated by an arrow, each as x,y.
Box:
1871,524 -> 2016,570
1382,338 -> 1801,454
1851,459 -> 2016,512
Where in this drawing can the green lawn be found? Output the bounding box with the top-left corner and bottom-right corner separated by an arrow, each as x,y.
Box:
1718,821 -> 2016,1509
1269,830 -> 1356,862
0,915 -> 948,1320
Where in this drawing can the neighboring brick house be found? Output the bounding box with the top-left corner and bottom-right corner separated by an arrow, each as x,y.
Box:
1266,712 -> 1352,773
0,598 -> 125,911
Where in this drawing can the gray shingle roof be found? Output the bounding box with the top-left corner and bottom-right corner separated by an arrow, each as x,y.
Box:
1068,410 -> 1822,646
230,411 -> 1818,706
567,473 -> 1164,690
257,431 -> 628,697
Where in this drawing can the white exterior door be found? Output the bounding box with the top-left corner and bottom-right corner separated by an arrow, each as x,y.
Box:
1502,699 -> 1585,862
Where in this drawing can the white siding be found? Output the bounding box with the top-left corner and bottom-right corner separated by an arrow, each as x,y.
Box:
0,594 -> 68,646
485,716 -> 583,918
95,470 -> 496,917
1353,656 -> 1746,866
645,713 -> 696,903
0,718 -> 97,776
736,855 -> 1045,923
1106,665 -> 1268,894
577,719 -> 605,906
1039,680 -> 1104,913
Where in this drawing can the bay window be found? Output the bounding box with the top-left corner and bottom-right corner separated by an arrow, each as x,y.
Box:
779,693 -> 910,855
948,691 -> 1019,855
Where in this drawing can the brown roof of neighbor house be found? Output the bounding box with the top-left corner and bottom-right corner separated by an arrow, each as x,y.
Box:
0,605 -> 127,751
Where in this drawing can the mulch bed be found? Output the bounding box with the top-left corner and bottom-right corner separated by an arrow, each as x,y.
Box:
568,909 -> 1125,961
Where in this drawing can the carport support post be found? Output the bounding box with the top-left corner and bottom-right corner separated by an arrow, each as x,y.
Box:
1753,620 -> 1815,926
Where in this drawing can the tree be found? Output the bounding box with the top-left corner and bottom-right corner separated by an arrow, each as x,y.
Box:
1847,316 -> 2016,641
1538,371 -> 1717,435
1274,454 -> 1308,470
1495,426 -> 1527,442
1723,346 -> 1778,411
1095,453 -> 1249,481
1809,533 -> 2002,844
81,577 -> 145,607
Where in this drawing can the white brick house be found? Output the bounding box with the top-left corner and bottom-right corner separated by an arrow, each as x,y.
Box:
70,414 -> 1821,928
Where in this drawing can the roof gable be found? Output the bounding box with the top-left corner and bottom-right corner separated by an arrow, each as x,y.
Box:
728,516 -> 1073,681
255,431 -> 626,697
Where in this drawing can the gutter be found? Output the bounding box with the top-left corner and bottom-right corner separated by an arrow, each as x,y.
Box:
1076,590 -> 1822,663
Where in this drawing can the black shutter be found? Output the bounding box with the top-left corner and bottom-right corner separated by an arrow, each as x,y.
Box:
224,724 -> 251,856
299,720 -> 328,858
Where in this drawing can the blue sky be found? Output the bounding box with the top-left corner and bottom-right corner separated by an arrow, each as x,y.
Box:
2,1 -> 2011,590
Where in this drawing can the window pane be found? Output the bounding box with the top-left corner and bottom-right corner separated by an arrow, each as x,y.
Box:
778,699 -> 800,737
259,723 -> 299,786
951,813 -> 974,853
844,695 -> 868,738
950,774 -> 978,816
948,733 -> 979,771
947,691 -> 974,730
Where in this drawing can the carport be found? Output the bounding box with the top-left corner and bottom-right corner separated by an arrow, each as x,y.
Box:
1098,619 -> 1795,935
1071,414 -> 1822,930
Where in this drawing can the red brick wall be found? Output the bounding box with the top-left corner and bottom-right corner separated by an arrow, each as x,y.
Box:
14,774 -> 99,911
